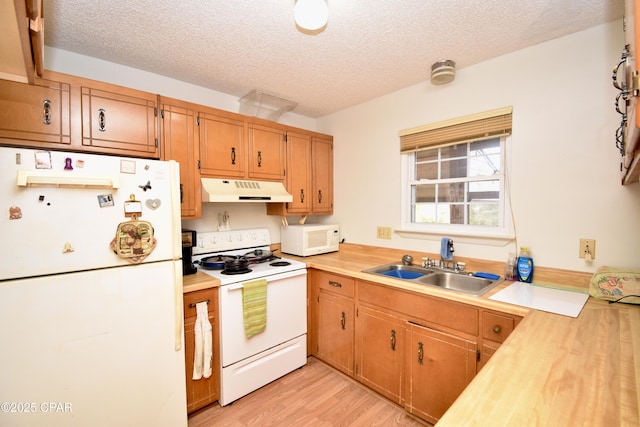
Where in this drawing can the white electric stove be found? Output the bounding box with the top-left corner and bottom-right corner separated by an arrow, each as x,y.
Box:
192,228 -> 306,284
191,228 -> 308,406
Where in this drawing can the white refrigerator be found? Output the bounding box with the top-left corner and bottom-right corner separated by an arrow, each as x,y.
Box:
0,147 -> 187,427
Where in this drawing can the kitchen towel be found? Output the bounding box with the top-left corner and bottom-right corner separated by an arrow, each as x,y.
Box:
440,237 -> 453,260
242,279 -> 268,338
192,301 -> 213,380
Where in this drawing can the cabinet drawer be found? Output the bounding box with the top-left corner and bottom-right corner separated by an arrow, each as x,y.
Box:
358,279 -> 478,336
316,271 -> 355,298
184,288 -> 217,319
481,311 -> 516,343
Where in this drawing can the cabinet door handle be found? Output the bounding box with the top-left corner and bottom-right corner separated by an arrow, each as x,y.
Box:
230,147 -> 236,165
257,150 -> 262,167
180,184 -> 184,203
318,189 -> 322,204
328,281 -> 342,288
340,311 -> 346,330
493,325 -> 502,334
42,99 -> 51,125
98,108 -> 106,132
390,329 -> 396,351
300,189 -> 305,203
417,341 -> 424,365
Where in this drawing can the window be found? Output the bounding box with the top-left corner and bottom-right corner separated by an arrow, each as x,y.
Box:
399,107 -> 512,238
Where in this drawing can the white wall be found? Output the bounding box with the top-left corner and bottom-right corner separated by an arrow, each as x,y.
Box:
318,20 -> 640,273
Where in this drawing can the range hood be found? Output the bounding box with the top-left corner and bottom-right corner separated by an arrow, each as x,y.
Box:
201,178 -> 293,203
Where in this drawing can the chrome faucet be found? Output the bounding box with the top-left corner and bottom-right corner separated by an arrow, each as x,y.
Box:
422,239 -> 467,274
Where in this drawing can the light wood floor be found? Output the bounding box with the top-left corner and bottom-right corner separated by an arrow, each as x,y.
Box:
188,357 -> 429,427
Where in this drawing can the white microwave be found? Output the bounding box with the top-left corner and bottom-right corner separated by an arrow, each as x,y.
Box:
280,224 -> 340,257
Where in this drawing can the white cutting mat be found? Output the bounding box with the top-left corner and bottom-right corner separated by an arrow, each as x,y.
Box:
489,282 -> 589,318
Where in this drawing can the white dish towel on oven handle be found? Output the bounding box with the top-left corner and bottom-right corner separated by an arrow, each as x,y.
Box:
193,301 -> 213,380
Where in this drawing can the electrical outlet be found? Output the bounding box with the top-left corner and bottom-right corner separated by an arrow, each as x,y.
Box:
579,239 -> 596,260
376,226 -> 392,240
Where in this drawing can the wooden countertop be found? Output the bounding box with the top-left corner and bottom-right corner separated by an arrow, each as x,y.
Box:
293,245 -> 640,426
182,271 -> 220,294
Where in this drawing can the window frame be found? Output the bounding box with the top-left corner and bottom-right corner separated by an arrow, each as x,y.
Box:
400,135 -> 513,241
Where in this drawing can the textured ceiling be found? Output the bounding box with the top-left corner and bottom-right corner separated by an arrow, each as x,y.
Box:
42,0 -> 624,118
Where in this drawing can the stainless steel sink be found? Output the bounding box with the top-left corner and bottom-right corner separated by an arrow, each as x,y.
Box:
362,263 -> 433,280
362,263 -> 502,296
416,272 -> 502,296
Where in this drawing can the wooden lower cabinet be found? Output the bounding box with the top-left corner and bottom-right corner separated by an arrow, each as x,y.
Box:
355,305 -> 405,404
478,309 -> 522,370
317,290 -> 354,377
404,322 -> 477,424
310,270 -> 355,376
183,288 -> 220,414
308,271 -> 522,424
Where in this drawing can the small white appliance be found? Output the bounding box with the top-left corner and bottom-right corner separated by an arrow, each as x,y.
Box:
0,147 -> 187,427
280,224 -> 340,256
192,228 -> 307,406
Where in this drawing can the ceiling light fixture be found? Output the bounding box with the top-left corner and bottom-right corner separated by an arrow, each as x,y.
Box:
431,60 -> 456,85
294,0 -> 328,31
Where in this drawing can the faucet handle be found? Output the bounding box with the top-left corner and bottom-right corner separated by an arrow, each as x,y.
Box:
422,257 -> 436,268
455,261 -> 466,273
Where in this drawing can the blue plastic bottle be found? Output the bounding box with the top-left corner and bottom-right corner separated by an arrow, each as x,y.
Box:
517,247 -> 534,283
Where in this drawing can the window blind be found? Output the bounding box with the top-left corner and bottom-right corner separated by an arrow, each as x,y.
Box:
399,106 -> 512,153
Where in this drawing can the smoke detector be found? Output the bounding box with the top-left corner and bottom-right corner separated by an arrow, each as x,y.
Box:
430,60 -> 456,85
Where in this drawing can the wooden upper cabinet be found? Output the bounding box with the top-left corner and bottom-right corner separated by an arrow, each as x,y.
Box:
1,0 -> 43,84
284,131 -> 312,213
311,136 -> 333,214
266,131 -> 334,217
247,122 -> 285,181
198,111 -> 245,178
160,98 -> 201,219
0,77 -> 71,147
81,86 -> 159,158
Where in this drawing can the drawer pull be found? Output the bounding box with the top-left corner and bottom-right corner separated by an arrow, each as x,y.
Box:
390,329 -> 396,351
98,108 -> 106,132
328,281 -> 342,288
189,299 -> 210,308
493,325 -> 502,334
340,311 -> 346,330
42,99 -> 51,125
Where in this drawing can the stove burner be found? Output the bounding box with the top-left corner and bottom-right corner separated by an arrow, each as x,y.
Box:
221,268 -> 253,275
270,261 -> 291,267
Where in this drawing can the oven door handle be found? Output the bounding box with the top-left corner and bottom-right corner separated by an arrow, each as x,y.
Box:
224,269 -> 307,291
